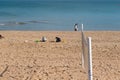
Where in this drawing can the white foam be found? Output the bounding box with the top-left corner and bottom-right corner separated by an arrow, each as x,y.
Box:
0,23 -> 5,26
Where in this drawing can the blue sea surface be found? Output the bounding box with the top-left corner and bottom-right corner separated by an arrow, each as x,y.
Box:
0,1 -> 120,31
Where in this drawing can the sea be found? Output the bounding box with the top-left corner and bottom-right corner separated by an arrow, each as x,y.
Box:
0,1 -> 120,31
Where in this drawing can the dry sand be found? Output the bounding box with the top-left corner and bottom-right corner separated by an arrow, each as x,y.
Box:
0,31 -> 120,80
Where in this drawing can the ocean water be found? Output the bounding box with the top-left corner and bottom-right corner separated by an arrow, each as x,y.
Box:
0,1 -> 120,31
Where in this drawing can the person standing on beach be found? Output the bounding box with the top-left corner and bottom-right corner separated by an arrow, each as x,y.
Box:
41,36 -> 47,42
55,37 -> 61,42
74,23 -> 78,31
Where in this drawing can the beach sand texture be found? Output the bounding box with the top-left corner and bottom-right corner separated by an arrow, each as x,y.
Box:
0,31 -> 120,80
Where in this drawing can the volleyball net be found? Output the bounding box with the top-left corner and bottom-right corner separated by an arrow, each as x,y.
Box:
81,24 -> 93,80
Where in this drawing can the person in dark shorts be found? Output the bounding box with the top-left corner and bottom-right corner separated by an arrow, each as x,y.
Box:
74,23 -> 78,31
41,36 -> 47,42
56,37 -> 61,42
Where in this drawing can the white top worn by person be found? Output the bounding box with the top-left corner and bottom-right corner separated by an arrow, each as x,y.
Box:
41,36 -> 47,42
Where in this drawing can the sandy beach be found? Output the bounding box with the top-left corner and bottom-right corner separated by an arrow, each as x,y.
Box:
0,31 -> 120,80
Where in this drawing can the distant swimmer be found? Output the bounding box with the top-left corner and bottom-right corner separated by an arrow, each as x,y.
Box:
74,23 -> 78,31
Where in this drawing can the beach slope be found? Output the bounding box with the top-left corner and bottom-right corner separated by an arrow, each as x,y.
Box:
0,31 -> 120,80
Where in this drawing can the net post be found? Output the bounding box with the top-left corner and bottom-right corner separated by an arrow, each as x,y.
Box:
81,24 -> 83,31
87,37 -> 93,80
81,23 -> 84,69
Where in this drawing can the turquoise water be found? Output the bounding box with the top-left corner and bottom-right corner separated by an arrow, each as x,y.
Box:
0,1 -> 120,31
